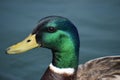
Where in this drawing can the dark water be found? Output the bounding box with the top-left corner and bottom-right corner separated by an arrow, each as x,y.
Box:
0,0 -> 120,80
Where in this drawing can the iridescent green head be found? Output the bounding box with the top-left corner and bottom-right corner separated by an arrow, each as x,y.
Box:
6,16 -> 80,68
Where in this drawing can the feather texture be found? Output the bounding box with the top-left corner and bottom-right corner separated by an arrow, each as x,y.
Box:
77,56 -> 120,80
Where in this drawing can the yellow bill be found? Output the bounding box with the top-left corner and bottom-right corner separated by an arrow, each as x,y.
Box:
6,34 -> 40,54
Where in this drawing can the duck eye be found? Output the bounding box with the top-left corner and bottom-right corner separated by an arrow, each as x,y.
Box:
47,27 -> 56,33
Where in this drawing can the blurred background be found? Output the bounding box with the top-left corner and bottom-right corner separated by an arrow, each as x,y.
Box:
0,0 -> 120,80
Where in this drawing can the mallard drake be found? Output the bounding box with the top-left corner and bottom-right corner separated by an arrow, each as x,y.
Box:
6,16 -> 120,80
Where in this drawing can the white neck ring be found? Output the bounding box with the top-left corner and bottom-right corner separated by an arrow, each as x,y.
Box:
49,63 -> 75,75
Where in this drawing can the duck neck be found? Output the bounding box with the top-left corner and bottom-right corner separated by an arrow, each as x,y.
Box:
51,39 -> 79,69
41,38 -> 79,80
52,50 -> 79,69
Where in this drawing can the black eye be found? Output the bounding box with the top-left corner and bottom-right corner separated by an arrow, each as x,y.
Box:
47,27 -> 56,33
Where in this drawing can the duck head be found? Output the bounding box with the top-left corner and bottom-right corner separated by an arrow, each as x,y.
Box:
6,16 -> 80,68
